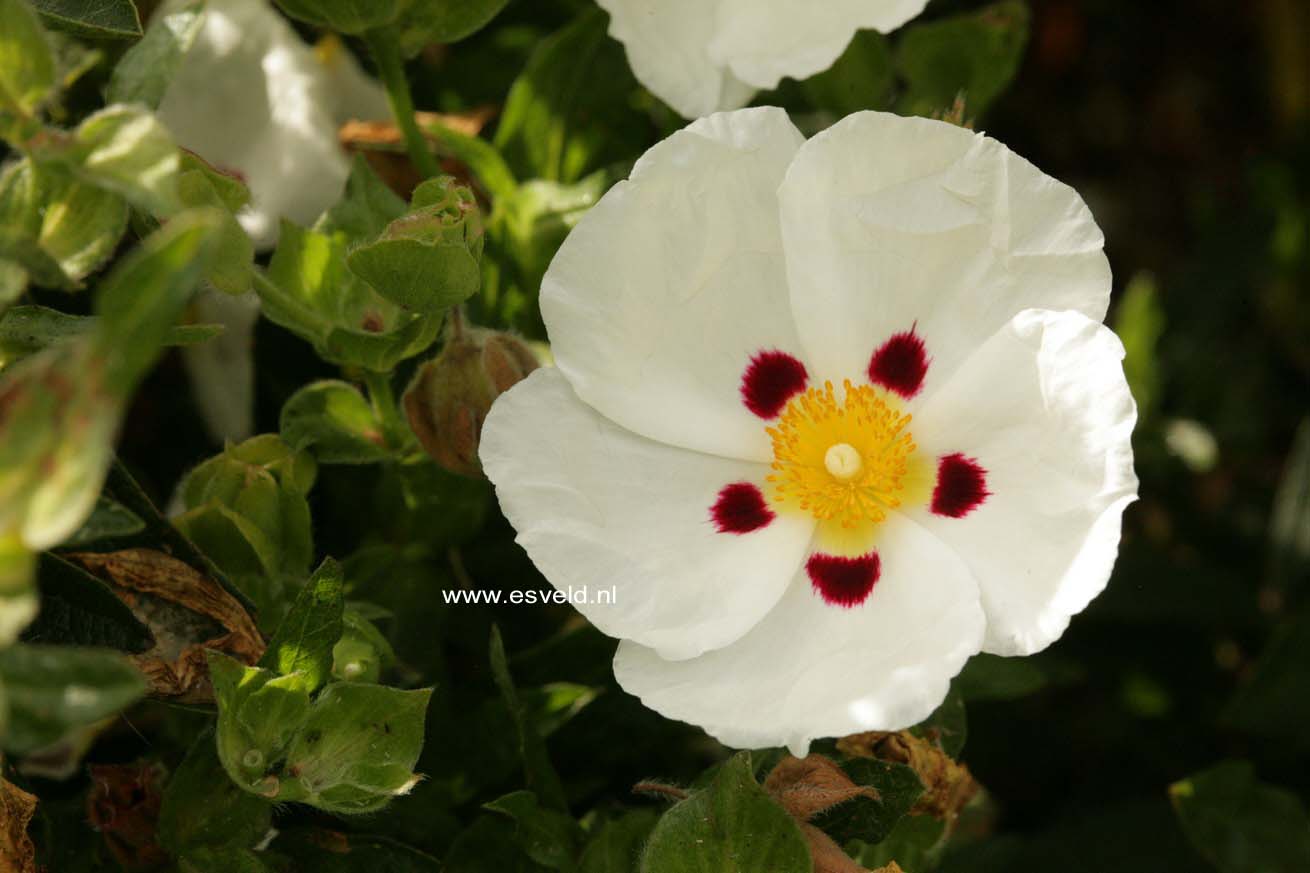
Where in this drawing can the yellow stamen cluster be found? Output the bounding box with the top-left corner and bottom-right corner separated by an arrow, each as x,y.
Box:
767,380 -> 916,528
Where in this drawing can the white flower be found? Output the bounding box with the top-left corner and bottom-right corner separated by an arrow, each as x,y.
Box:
596,0 -> 929,118
156,0 -> 389,249
481,108 -> 1138,756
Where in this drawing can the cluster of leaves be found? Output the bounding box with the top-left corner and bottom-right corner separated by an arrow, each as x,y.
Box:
1,0 -> 1308,872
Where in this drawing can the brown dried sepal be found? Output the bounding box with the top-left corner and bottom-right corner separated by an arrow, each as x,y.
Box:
86,761 -> 168,871
837,731 -> 979,821
764,755 -> 879,822
0,778 -> 37,873
801,822 -> 867,873
872,863 -> 905,873
66,549 -> 264,703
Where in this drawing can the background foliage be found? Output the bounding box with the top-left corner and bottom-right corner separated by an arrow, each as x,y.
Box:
0,0 -> 1308,871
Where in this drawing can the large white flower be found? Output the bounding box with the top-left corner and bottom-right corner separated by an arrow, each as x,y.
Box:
596,0 -> 929,118
481,108 -> 1138,756
156,0 -> 389,249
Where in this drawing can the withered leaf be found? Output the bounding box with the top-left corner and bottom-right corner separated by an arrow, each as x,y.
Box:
86,761 -> 169,871
0,778 -> 37,873
801,822 -> 867,873
837,731 -> 978,821
765,754 -> 880,822
67,549 -> 264,702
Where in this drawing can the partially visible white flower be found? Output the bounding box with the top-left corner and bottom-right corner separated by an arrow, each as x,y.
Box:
156,0 -> 390,249
596,0 -> 929,118
481,108 -> 1137,755
182,288 -> 261,443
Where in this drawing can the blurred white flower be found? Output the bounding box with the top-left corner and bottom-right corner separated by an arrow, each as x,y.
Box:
156,0 -> 389,249
481,108 -> 1138,754
596,0 -> 929,118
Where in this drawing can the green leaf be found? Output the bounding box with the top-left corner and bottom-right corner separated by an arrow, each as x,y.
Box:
274,0 -> 403,35
0,0 -> 56,119
640,752 -> 811,873
347,238 -> 480,315
396,0 -> 510,54
178,848 -> 271,873
445,816 -> 554,873
1223,611 -> 1310,746
851,814 -> 947,872
956,651 -> 1084,702
260,557 -> 346,693
491,625 -> 569,813
47,104 -> 182,214
811,754 -> 925,846
802,30 -> 895,116
0,259 -> 26,306
485,790 -> 583,870
280,682 -> 432,814
106,0 -> 204,108
896,0 -> 1031,118
273,829 -> 443,872
0,642 -> 146,754
495,10 -> 648,183
1170,761 -> 1310,873
23,553 -> 152,651
1115,272 -> 1165,423
35,165 -> 129,282
579,810 -> 658,873
315,155 -> 406,245
64,496 -> 144,546
178,167 -> 254,295
93,208 -> 221,393
0,304 -> 221,364
31,0 -> 142,40
158,729 -> 273,855
280,380 -> 392,464
259,222 -> 442,372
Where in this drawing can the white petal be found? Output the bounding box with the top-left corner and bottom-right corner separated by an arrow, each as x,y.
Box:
541,107 -> 807,462
181,288 -> 260,444
614,513 -> 984,754
711,0 -> 929,91
596,0 -> 751,119
908,309 -> 1138,656
778,111 -> 1112,394
156,0 -> 351,249
481,367 -> 815,661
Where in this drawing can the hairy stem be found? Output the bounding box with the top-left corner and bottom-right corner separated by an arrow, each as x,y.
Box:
364,27 -> 440,180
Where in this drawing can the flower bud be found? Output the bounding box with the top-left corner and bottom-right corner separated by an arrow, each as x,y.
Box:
402,327 -> 539,477
386,175 -> 485,262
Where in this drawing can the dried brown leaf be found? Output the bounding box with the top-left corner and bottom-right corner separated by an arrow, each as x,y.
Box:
86,762 -> 168,871
838,731 -> 979,820
67,549 -> 264,702
765,755 -> 879,822
0,778 -> 37,873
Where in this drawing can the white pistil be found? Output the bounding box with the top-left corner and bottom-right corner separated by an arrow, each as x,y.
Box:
824,443 -> 863,481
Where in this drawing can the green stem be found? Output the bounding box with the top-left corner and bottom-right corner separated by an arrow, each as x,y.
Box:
363,369 -> 408,450
365,27 -> 440,180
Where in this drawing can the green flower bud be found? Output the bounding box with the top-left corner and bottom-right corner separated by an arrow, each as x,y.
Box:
389,176 -> 485,260
402,327 -> 539,477
173,435 -> 317,613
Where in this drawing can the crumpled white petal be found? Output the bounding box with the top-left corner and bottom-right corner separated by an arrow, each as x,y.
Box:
597,0 -> 927,118
778,111 -> 1112,394
481,367 -> 816,661
908,309 -> 1138,655
156,0 -> 389,249
541,107 -> 807,462
614,512 -> 985,756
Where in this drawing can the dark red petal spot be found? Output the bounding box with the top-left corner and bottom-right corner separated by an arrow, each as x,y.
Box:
741,350 -> 809,419
868,328 -> 930,398
931,453 -> 990,518
711,482 -> 775,534
806,552 -> 881,608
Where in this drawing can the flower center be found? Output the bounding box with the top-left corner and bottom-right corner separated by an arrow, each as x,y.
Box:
766,380 -> 916,528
